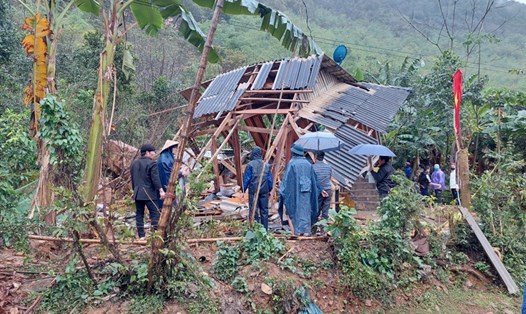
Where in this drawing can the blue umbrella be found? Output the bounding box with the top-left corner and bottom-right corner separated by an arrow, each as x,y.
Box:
348,144 -> 396,157
294,131 -> 343,152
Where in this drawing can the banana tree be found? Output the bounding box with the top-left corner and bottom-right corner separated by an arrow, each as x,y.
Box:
78,0 -> 322,207
19,0 -> 77,224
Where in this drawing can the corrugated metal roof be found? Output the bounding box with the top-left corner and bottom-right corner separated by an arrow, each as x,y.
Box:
299,83 -> 410,133
272,55 -> 322,90
193,56 -> 327,118
193,67 -> 247,118
251,62 -> 273,90
324,126 -> 378,188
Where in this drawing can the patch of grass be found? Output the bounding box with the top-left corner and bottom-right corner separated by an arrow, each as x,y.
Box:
232,276 -> 249,293
391,286 -> 521,314
128,295 -> 164,314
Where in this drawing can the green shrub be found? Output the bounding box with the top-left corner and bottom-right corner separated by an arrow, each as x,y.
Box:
471,156 -> 526,284
213,241 -> 241,282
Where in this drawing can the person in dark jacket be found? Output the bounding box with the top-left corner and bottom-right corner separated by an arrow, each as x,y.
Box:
418,166 -> 431,196
243,147 -> 273,229
369,156 -> 396,200
130,144 -> 165,239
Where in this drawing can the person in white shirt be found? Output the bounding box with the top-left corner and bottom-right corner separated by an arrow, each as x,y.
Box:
449,164 -> 460,205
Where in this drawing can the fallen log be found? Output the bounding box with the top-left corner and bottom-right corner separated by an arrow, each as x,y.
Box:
28,234 -> 328,246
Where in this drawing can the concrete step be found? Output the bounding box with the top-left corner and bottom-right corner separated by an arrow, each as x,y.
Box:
350,190 -> 379,196
352,183 -> 377,189
351,195 -> 380,202
354,201 -> 380,211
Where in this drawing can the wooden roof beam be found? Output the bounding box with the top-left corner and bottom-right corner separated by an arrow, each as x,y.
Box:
240,97 -> 309,103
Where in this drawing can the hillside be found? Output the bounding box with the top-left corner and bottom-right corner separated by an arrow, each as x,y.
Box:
207,0 -> 526,90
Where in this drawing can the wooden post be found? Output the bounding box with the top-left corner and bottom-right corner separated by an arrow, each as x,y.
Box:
232,127 -> 243,187
148,0 -> 225,289
211,137 -> 221,193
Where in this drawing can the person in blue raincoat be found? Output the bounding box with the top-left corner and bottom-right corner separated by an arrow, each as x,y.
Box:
157,140 -> 190,208
242,147 -> 273,229
279,144 -> 321,236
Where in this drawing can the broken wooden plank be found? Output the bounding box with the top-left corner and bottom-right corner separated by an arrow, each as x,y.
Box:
458,206 -> 519,294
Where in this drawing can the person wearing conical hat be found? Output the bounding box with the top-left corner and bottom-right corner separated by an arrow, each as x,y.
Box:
157,140 -> 180,208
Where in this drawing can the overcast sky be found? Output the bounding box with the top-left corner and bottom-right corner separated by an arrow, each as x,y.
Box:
515,0 -> 526,3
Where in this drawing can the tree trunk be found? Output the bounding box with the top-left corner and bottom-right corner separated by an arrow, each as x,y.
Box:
82,26 -> 117,207
458,148 -> 471,209
147,0 -> 225,288
29,142 -> 54,223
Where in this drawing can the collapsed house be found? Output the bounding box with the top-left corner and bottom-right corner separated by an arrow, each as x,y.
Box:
179,54 -> 411,210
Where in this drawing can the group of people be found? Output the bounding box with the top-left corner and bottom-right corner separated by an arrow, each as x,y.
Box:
130,141 -> 190,240
243,144 -> 332,236
130,141 -> 333,238
415,163 -> 460,204
131,139 -> 464,239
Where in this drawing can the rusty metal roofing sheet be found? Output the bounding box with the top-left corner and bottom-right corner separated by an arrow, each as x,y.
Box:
194,67 -> 247,118
251,62 -> 273,90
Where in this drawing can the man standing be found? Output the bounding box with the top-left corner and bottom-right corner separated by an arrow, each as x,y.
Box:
279,144 -> 320,236
369,156 -> 396,200
312,152 -> 332,221
130,144 -> 165,240
449,164 -> 460,205
242,147 -> 273,230
430,164 -> 446,204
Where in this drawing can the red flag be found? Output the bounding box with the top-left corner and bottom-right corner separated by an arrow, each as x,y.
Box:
453,69 -> 462,136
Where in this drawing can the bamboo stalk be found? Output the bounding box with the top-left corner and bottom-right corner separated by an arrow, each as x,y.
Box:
28,234 -> 328,245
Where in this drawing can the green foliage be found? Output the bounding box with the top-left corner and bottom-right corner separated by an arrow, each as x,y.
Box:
39,95 -> 83,176
128,295 -> 165,314
0,109 -> 37,249
377,173 -> 424,233
242,225 -> 285,263
451,252 -> 469,265
269,280 -> 318,314
316,206 -> 360,239
213,241 -> 241,282
0,1 -> 17,64
0,109 -> 37,180
231,276 -> 249,293
213,227 -> 285,283
40,259 -> 96,313
474,261 -> 490,273
322,201 -> 422,299
471,155 -> 526,285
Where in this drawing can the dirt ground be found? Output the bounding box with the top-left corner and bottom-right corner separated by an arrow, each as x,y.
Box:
0,207 -> 523,313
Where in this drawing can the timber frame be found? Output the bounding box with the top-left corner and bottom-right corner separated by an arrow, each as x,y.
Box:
179,54 -> 411,198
